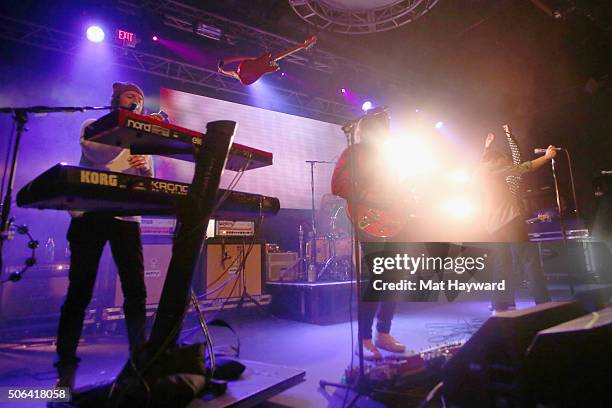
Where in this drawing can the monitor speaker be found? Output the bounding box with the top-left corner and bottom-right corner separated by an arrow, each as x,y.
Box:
442,301 -> 586,407
525,307 -> 612,407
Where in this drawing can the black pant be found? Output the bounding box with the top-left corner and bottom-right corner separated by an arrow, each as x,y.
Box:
358,242 -> 449,339
490,218 -> 551,309
56,215 -> 147,365
359,301 -> 396,340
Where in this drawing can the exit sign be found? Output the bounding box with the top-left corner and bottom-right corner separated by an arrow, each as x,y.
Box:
116,29 -> 138,48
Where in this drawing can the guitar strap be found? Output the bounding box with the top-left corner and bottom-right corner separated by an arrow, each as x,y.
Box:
502,124 -> 522,199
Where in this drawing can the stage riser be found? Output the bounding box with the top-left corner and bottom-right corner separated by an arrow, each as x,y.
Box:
266,281 -> 355,325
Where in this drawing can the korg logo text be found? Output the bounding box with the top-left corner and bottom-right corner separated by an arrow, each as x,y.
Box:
80,171 -> 118,187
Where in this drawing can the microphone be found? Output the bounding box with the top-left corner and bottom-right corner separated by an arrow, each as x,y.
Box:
534,147 -> 563,154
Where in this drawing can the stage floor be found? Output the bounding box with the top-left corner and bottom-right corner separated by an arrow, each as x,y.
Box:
0,287 -> 600,408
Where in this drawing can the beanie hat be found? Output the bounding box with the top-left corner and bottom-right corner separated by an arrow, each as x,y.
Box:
110,82 -> 144,109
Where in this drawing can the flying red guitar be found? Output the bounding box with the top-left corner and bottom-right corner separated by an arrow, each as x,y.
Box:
218,36 -> 317,85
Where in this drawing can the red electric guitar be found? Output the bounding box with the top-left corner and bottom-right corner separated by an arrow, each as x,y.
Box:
218,36 -> 318,85
347,200 -> 416,239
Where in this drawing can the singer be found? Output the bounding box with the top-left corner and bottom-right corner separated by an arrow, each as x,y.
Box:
480,135 -> 557,312
54,82 -> 164,390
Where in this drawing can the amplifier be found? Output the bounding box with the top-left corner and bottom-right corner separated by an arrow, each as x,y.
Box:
267,252 -> 298,281
537,240 -> 612,282
204,243 -> 263,300
113,244 -> 172,306
0,263 -> 98,322
215,220 -> 255,237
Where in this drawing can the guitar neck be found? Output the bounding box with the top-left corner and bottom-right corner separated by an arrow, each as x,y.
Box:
271,43 -> 310,62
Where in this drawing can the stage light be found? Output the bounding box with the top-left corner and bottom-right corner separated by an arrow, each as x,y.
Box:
435,121 -> 444,129
382,136 -> 435,179
340,88 -> 347,94
86,26 -> 105,43
362,101 -> 373,111
448,169 -> 469,184
152,35 -> 158,41
194,22 -> 222,40
443,197 -> 475,219
281,72 -> 286,76
415,109 -> 420,113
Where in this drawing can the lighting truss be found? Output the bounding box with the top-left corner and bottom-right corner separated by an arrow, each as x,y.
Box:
116,0 -> 415,88
0,16 -> 358,123
288,0 -> 441,34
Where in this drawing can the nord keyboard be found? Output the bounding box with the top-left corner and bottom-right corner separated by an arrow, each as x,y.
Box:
83,110 -> 273,171
16,164 -> 280,219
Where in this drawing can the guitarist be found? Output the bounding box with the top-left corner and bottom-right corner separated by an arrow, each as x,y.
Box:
331,110 -> 406,360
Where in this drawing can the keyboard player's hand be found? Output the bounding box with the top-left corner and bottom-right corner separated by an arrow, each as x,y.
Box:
128,155 -> 150,171
148,113 -> 164,122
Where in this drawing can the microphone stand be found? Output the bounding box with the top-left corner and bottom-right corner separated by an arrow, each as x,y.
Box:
0,105 -> 112,275
549,153 -> 575,295
304,160 -> 335,282
319,114 -> 370,406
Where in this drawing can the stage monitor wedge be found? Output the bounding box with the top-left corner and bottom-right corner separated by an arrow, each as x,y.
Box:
442,301 -> 586,408
524,307 -> 612,408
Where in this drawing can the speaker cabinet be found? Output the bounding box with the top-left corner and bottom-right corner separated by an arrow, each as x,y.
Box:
114,244 -> 173,306
0,263 -> 101,321
267,252 -> 298,281
205,243 -> 263,300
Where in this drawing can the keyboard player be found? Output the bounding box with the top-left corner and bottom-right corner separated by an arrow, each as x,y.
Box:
55,82 -> 164,389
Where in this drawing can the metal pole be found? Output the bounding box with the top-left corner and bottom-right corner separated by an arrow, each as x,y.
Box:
550,157 -> 574,295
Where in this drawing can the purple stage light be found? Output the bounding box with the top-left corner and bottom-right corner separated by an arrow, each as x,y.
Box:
361,101 -> 373,111
340,88 -> 347,94
86,26 -> 105,43
152,35 -> 158,41
281,72 -> 285,76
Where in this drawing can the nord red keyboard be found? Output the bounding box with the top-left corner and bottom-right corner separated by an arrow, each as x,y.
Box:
83,110 -> 273,171
16,164 -> 280,219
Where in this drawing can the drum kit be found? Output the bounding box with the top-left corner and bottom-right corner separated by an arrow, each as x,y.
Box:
303,194 -> 354,281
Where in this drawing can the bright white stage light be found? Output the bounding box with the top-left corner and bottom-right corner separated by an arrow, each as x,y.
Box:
435,121 -> 444,129
382,136 -> 436,179
448,169 -> 469,184
86,26 -> 105,43
442,197 -> 475,219
362,101 -> 373,111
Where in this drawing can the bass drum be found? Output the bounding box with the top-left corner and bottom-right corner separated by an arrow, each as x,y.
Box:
305,237 -> 330,264
332,237 -> 353,258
